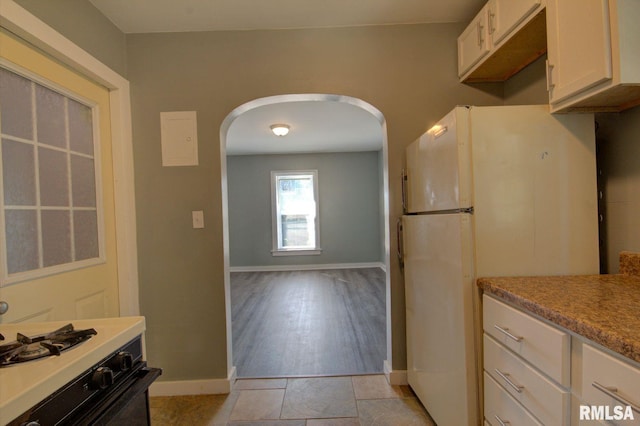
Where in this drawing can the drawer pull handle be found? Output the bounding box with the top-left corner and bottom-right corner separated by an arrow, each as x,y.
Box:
494,325 -> 523,342
494,415 -> 511,426
592,382 -> 640,414
495,369 -> 524,393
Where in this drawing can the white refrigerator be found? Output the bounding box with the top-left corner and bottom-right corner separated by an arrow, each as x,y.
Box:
400,105 -> 600,426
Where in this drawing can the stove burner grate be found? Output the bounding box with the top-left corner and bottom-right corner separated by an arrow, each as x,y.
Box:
0,323 -> 97,366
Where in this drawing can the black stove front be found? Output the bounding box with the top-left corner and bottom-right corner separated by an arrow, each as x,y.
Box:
5,330 -> 161,426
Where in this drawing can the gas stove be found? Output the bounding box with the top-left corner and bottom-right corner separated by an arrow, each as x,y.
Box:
0,317 -> 151,425
0,323 -> 97,366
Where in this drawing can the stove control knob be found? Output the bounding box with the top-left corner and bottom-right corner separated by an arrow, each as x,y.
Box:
113,351 -> 133,372
91,366 -> 114,390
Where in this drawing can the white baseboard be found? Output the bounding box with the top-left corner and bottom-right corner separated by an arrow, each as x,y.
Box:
150,367 -> 237,396
229,262 -> 385,273
384,360 -> 408,386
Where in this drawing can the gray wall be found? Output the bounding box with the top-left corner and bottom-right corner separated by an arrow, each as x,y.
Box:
125,23 -> 504,381
503,56 -> 549,105
15,0 -> 128,77
22,2 -> 639,386
227,152 -> 382,268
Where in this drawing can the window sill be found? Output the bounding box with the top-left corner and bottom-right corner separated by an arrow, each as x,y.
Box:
271,249 -> 322,257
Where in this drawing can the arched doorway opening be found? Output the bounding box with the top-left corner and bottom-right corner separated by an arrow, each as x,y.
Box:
220,94 -> 392,378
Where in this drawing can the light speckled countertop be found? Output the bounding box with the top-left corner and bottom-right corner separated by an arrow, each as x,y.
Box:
478,252 -> 640,364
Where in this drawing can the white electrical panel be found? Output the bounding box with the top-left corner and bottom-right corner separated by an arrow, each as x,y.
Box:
160,111 -> 198,166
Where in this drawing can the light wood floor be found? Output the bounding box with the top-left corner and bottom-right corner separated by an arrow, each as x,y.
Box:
230,268 -> 386,378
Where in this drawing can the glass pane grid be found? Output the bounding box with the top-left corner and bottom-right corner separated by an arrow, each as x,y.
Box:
0,66 -> 102,280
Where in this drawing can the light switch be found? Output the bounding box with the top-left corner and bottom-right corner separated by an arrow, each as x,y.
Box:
192,210 -> 204,229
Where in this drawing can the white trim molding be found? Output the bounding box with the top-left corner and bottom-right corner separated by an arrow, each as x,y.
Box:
149,367 -> 237,396
220,93 -> 392,384
0,0 -> 139,316
229,262 -> 385,273
384,360 -> 408,386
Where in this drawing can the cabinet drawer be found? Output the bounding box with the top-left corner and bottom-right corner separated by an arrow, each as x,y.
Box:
483,295 -> 571,386
582,344 -> 640,425
484,372 -> 542,426
484,334 -> 570,425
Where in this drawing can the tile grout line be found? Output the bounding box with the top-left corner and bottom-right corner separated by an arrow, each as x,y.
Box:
351,376 -> 361,422
278,377 -> 289,421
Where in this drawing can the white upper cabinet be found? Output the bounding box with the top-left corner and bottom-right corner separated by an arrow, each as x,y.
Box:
458,3 -> 491,78
458,0 -> 546,82
546,0 -> 640,112
490,0 -> 542,45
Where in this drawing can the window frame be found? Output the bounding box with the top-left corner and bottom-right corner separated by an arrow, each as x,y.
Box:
270,170 -> 321,256
0,60 -> 106,286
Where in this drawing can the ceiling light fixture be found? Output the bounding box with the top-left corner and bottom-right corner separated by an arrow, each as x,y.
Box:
270,124 -> 290,136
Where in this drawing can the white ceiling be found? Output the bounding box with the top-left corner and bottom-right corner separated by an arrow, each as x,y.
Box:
226,100 -> 384,155
89,0 -> 484,34
88,0 -> 483,155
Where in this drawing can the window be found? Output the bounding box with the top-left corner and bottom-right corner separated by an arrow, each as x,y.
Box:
0,65 -> 104,284
271,170 -> 321,255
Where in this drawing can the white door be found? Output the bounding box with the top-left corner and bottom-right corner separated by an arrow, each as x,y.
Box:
0,29 -> 119,323
404,107 -> 471,213
402,213 -> 479,426
546,0 -> 613,104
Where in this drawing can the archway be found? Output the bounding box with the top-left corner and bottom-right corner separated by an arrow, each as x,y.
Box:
219,94 -> 392,379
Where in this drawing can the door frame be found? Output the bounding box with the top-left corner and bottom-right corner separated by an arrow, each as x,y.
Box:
219,94 -> 393,379
0,1 -> 139,316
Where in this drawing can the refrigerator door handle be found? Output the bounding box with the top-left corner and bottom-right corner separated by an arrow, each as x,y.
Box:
396,218 -> 404,270
401,169 -> 408,213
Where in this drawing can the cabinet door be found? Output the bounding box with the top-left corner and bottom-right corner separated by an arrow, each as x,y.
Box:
489,0 -> 541,45
546,0 -> 613,104
458,4 -> 491,77
582,344 -> 640,425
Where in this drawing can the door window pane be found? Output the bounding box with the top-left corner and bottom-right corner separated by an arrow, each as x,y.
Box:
2,138 -> 36,205
38,147 -> 69,206
5,210 -> 39,274
41,210 -> 72,267
68,99 -> 94,155
36,84 -> 66,148
0,66 -> 103,283
0,68 -> 33,140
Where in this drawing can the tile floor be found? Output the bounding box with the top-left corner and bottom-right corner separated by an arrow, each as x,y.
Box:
150,375 -> 435,425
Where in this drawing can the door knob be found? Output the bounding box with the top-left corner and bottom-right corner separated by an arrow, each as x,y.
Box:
0,301 -> 9,315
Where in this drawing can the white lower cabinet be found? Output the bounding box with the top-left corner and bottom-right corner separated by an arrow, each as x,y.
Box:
581,344 -> 640,425
483,294 -> 640,425
483,295 -> 571,387
484,372 -> 542,425
484,334 -> 570,425
483,295 -> 569,424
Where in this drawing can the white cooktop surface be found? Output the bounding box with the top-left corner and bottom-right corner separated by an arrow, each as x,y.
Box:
0,316 -> 145,425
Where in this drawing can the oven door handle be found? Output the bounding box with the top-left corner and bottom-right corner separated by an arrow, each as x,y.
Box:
78,366 -> 162,426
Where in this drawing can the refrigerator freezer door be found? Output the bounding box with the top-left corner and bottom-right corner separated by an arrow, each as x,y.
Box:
402,213 -> 479,426
405,107 -> 472,213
